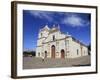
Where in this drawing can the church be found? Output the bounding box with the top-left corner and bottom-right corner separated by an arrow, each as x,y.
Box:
36,25 -> 88,58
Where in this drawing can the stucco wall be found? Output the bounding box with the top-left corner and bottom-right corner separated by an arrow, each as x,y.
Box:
68,38 -> 88,58
36,26 -> 88,58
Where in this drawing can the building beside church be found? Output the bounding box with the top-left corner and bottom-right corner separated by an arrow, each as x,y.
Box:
36,25 -> 88,58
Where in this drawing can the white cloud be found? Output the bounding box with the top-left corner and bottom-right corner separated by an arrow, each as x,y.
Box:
29,11 -> 53,22
62,14 -> 89,27
28,11 -> 90,27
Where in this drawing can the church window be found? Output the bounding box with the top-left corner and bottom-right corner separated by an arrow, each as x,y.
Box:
66,40 -> 69,50
41,33 -> 42,37
66,40 -> 69,46
77,49 -> 79,55
53,35 -> 55,41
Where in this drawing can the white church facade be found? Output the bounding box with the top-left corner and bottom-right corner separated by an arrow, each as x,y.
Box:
36,25 -> 88,58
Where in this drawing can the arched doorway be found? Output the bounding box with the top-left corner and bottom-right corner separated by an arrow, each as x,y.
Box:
45,51 -> 47,58
51,45 -> 55,58
61,49 -> 65,58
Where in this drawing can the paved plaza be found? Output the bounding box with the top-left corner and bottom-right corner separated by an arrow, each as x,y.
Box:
23,55 -> 91,69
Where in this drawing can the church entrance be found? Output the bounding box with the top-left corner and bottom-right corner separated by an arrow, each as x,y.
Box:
61,49 -> 65,58
51,45 -> 55,58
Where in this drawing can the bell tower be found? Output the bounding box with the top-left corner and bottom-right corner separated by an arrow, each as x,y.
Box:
36,25 -> 50,57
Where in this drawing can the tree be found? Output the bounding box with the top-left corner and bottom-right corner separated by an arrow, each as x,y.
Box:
23,51 -> 36,57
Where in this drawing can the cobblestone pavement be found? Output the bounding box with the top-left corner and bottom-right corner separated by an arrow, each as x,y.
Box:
23,55 -> 91,69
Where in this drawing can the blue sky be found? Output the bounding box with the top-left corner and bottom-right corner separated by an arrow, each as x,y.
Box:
23,10 -> 91,51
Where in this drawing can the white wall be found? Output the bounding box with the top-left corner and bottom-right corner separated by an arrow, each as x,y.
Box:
0,0 -> 100,80
69,39 -> 88,58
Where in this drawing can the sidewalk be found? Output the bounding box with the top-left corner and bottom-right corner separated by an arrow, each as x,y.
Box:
23,55 -> 91,69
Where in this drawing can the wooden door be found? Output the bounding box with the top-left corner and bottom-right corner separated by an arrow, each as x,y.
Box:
51,45 -> 55,58
61,49 -> 65,58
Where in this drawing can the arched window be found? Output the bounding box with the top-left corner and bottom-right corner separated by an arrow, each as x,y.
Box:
53,35 -> 55,41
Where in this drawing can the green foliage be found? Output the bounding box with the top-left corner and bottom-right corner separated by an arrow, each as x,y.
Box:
23,51 -> 36,57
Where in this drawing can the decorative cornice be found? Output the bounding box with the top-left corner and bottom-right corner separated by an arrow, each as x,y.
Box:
42,37 -> 67,44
